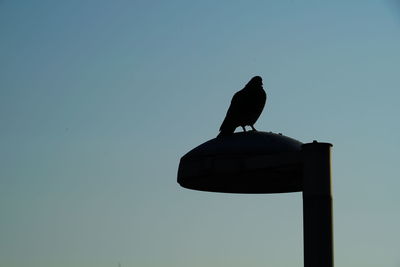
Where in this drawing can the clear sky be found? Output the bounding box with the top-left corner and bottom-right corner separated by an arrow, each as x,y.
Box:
1,1 -> 400,266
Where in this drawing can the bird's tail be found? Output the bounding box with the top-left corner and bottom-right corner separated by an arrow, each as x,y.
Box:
217,126 -> 235,138
217,118 -> 236,138
217,131 -> 228,138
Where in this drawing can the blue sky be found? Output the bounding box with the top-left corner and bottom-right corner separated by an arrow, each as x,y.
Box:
1,1 -> 400,266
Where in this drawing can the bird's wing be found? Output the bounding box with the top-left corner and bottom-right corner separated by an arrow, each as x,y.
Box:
219,90 -> 245,131
227,90 -> 245,115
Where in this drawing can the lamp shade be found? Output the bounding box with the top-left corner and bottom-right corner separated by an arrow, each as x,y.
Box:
177,131 -> 303,193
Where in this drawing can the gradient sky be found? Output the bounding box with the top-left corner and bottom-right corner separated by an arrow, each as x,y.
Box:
1,1 -> 400,267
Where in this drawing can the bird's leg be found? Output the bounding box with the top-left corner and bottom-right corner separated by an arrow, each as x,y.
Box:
250,125 -> 257,131
241,126 -> 247,132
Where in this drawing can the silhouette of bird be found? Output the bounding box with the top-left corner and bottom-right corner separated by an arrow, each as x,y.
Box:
218,76 -> 266,137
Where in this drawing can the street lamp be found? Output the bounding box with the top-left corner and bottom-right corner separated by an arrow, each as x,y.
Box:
177,131 -> 333,267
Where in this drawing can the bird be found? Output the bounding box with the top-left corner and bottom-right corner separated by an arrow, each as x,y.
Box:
218,76 -> 266,137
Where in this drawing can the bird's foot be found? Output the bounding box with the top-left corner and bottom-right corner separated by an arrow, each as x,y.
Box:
250,125 -> 257,131
241,126 -> 247,132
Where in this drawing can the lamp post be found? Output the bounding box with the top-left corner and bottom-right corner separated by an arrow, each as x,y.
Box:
177,131 -> 333,267
302,142 -> 333,267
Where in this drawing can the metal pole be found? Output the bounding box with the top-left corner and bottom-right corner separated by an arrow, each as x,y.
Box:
302,142 -> 333,267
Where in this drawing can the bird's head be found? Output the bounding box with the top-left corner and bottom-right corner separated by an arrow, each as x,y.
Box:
247,76 -> 263,87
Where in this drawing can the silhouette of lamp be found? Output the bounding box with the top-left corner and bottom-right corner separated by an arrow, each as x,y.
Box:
177,131 -> 333,267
